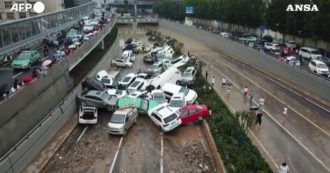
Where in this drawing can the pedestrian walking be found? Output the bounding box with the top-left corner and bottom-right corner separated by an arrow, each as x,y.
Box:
243,85 -> 248,103
226,83 -> 232,98
278,162 -> 289,173
211,76 -> 215,87
255,109 -> 263,129
221,77 -> 227,87
281,105 -> 288,124
259,97 -> 265,108
205,70 -> 208,80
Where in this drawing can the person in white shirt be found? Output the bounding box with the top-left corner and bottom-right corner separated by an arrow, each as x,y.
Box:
278,162 -> 289,173
221,78 -> 227,87
259,97 -> 265,108
211,76 -> 215,87
281,105 -> 288,124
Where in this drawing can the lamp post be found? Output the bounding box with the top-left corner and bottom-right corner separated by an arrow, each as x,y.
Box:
275,23 -> 279,40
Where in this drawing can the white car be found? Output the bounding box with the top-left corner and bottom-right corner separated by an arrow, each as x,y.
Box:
148,105 -> 181,132
96,70 -> 110,81
111,58 -> 133,68
171,55 -> 189,68
168,93 -> 186,112
118,73 -> 136,89
264,42 -> 280,51
122,50 -> 136,62
127,78 -> 147,94
299,47 -> 322,60
107,89 -> 127,98
220,32 -> 230,38
107,107 -> 138,135
83,25 -> 94,32
161,83 -> 197,104
308,59 -> 329,76
181,66 -> 197,86
148,62 -> 163,74
78,104 -> 98,124
151,90 -> 167,104
128,91 -> 149,99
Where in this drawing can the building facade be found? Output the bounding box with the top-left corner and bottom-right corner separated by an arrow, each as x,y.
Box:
0,0 -> 64,22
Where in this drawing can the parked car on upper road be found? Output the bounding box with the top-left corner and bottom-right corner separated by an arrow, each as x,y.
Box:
299,47 -> 322,60
264,42 -> 280,51
308,59 -> 329,76
11,50 -> 41,69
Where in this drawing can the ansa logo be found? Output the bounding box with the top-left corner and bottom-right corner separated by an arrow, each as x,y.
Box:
286,4 -> 319,12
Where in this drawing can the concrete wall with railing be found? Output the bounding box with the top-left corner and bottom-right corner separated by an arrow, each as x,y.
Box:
0,36 -> 119,173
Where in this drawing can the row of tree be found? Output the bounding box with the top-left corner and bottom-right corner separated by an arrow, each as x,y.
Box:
154,0 -> 330,42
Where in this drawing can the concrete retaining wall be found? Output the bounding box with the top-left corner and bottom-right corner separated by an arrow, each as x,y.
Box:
159,19 -> 330,102
0,36 -> 119,173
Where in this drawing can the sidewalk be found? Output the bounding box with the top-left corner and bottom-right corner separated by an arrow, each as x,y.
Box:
202,65 -> 329,173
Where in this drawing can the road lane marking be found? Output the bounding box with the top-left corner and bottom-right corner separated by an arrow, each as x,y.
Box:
76,126 -> 88,143
109,137 -> 124,173
206,63 -> 330,172
12,72 -> 23,78
160,132 -> 164,173
207,56 -> 330,137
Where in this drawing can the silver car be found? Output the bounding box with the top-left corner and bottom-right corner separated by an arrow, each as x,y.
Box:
77,90 -> 118,111
107,107 -> 138,135
181,66 -> 197,86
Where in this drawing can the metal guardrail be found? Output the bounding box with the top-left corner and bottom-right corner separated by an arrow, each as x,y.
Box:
116,15 -> 159,24
0,2 -> 96,62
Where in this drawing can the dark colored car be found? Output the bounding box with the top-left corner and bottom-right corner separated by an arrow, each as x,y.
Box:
82,77 -> 107,91
317,57 -> 330,66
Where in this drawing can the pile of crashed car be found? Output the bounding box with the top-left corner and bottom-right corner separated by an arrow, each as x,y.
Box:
77,38 -> 212,135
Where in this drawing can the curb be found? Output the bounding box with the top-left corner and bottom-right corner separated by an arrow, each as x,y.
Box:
200,120 -> 227,173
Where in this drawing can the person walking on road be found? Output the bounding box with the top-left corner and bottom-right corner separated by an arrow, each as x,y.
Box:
205,70 -> 208,80
259,97 -> 265,109
211,76 -> 215,87
281,105 -> 288,124
243,86 -> 249,103
278,162 -> 289,173
226,83 -> 232,98
221,77 -> 227,88
255,109 -> 263,129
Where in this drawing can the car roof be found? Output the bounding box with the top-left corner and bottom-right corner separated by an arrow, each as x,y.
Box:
155,106 -> 175,118
114,107 -> 135,115
97,70 -> 109,78
86,90 -> 103,96
152,89 -> 163,94
301,47 -> 318,51
311,59 -> 326,64
171,93 -> 185,99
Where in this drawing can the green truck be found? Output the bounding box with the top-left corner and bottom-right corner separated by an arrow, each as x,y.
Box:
117,97 -> 159,114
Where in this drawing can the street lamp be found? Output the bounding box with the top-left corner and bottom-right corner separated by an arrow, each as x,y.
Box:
275,23 -> 279,40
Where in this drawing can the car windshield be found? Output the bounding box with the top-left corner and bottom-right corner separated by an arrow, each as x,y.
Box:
164,113 -> 178,124
317,64 -> 327,68
122,76 -> 131,83
150,64 -> 158,70
122,53 -> 129,58
18,54 -> 31,60
179,87 -> 189,95
130,81 -> 140,87
100,92 -> 110,100
101,78 -> 111,84
115,90 -> 122,95
154,93 -> 166,103
110,114 -> 126,124
169,99 -> 184,107
311,50 -> 321,54
183,72 -> 191,77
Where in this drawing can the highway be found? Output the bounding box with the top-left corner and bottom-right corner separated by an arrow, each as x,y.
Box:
156,25 -> 330,172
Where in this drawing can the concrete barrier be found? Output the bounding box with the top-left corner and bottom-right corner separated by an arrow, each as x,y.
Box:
159,19 -> 330,102
201,120 -> 226,173
0,36 -> 119,173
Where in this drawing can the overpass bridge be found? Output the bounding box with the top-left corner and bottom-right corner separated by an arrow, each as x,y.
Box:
0,3 -> 158,172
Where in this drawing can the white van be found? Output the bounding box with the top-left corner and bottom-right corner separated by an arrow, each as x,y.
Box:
308,59 -> 329,76
161,83 -> 197,104
299,47 -> 322,60
149,67 -> 182,89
